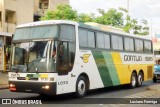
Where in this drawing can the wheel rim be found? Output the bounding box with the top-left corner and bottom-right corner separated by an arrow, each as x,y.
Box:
131,75 -> 136,87
78,80 -> 86,95
138,75 -> 142,85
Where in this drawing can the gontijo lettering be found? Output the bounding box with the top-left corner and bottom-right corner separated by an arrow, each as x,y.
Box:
124,55 -> 142,61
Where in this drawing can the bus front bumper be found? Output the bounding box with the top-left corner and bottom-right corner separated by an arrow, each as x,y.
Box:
8,81 -> 57,95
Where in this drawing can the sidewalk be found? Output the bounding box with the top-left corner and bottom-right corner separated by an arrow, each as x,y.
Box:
0,72 -> 8,89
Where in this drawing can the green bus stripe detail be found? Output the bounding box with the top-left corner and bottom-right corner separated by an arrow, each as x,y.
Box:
102,52 -> 120,85
26,74 -> 41,78
92,51 -> 113,87
33,74 -> 40,78
26,74 -> 34,78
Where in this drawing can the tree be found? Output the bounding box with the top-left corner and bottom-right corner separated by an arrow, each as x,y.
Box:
78,13 -> 94,22
95,8 -> 123,26
41,5 -> 149,36
41,5 -> 78,21
119,7 -> 149,35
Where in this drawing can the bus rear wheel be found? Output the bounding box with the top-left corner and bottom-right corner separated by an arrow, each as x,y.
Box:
75,76 -> 87,97
137,73 -> 143,87
130,72 -> 137,88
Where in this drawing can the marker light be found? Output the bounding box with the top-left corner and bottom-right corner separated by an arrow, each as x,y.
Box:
9,84 -> 15,88
9,84 -> 16,91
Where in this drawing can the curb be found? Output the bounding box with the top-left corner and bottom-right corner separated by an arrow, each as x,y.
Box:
147,84 -> 160,91
0,87 -> 8,90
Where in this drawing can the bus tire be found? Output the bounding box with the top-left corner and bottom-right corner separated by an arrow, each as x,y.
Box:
75,76 -> 87,97
137,72 -> 143,87
130,72 -> 137,88
153,78 -> 157,83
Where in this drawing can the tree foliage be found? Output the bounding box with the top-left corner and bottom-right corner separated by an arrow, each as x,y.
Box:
41,5 -> 150,36
41,5 -> 78,21
95,8 -> 123,26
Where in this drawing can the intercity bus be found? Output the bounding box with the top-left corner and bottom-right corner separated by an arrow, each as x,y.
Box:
8,20 -> 154,97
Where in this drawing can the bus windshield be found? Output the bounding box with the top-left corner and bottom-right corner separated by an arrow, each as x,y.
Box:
11,41 -> 56,72
13,25 -> 58,41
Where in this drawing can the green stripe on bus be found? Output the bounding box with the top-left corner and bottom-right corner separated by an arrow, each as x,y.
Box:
92,51 -> 113,87
102,52 -> 120,85
26,74 -> 34,78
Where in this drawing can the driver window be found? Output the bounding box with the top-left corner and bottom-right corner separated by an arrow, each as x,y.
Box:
57,41 -> 70,74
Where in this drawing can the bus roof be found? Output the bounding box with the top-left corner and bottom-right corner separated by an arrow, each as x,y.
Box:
17,20 -> 78,28
16,20 -> 151,41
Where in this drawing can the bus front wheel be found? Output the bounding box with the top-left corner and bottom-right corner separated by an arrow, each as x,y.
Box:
130,72 -> 137,88
75,76 -> 87,97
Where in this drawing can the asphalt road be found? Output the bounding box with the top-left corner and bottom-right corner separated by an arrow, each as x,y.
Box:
0,80 -> 158,107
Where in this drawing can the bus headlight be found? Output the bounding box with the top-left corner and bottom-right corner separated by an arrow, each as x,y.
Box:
42,85 -> 50,90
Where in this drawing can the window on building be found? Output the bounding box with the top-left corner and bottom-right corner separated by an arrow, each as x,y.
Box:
39,2 -> 42,9
5,10 -> 16,24
0,12 -> 1,22
39,0 -> 49,9
43,2 -> 49,9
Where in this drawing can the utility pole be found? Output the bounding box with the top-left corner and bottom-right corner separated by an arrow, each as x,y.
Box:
127,0 -> 129,15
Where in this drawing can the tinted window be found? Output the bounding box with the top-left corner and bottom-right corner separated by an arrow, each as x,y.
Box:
60,25 -> 75,40
78,28 -> 95,48
112,35 -> 118,50
79,28 -> 88,47
135,39 -> 143,52
112,35 -> 123,50
88,31 -> 95,48
118,36 -> 123,50
104,34 -> 110,49
124,38 -> 134,51
144,41 -> 152,52
97,32 -> 105,49
97,32 -> 110,49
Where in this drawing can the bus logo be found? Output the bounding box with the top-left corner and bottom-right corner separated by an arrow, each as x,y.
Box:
81,54 -> 90,63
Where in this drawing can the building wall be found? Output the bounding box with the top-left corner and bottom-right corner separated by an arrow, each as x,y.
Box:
49,0 -> 69,10
0,0 -> 69,34
34,0 -> 69,17
5,0 -> 34,24
1,0 -> 34,33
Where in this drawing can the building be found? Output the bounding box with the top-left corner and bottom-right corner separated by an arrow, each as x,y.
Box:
0,0 -> 69,34
34,0 -> 69,21
0,0 -> 69,72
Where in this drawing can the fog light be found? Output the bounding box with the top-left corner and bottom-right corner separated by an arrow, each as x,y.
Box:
42,85 -> 50,89
9,84 -> 15,88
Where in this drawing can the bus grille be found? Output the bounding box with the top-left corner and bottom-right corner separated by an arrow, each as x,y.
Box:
147,66 -> 153,79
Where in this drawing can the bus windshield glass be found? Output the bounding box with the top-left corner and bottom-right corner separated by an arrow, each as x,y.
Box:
11,41 -> 56,72
13,25 -> 58,41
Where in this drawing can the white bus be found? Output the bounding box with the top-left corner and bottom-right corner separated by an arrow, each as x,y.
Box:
9,20 -> 154,97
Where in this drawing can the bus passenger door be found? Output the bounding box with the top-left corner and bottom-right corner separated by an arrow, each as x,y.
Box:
56,41 -> 76,94
57,41 -> 70,75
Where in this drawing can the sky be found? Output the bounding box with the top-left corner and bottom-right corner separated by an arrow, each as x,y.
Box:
70,0 -> 160,36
